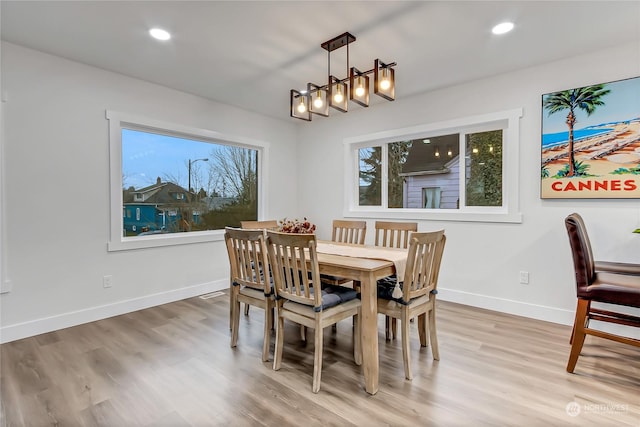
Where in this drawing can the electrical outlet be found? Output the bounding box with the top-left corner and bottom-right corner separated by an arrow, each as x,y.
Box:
103,275 -> 113,288
0,280 -> 13,294
519,271 -> 529,284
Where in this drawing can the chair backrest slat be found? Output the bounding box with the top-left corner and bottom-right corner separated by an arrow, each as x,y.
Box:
375,221 -> 418,249
402,231 -> 446,301
331,220 -> 366,245
267,231 -> 321,307
224,227 -> 270,293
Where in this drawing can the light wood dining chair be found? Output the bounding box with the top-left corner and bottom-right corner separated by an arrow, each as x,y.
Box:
377,230 -> 446,380
321,220 -> 368,288
374,221 -> 418,340
240,220 -> 279,230
240,220 -> 279,316
375,221 -> 417,249
225,227 -> 275,362
332,219 -> 367,244
266,230 -> 362,393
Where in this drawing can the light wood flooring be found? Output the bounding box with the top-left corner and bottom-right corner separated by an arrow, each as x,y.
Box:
1,293 -> 639,426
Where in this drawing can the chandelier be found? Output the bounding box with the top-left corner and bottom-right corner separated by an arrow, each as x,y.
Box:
290,32 -> 396,121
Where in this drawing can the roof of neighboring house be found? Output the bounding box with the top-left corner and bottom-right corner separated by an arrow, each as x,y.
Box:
401,134 -> 460,175
123,180 -> 191,204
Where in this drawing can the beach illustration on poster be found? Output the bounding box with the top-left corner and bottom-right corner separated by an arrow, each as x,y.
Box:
541,76 -> 640,199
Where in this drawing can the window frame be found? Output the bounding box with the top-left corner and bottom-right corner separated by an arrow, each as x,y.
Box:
343,108 -> 523,223
107,110 -> 269,251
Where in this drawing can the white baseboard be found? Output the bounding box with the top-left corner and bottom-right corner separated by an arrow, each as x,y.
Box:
0,279 -> 228,344
437,287 -> 575,326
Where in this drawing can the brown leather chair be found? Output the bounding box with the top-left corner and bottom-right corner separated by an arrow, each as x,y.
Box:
564,213 -> 640,373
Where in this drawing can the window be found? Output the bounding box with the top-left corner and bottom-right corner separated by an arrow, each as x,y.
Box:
345,109 -> 522,223
422,187 -> 441,209
107,111 -> 269,251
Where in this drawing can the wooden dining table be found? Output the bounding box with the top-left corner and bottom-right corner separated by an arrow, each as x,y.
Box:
315,240 -> 407,395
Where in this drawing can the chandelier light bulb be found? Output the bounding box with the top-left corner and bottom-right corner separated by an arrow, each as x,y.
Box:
313,93 -> 324,108
355,77 -> 365,97
379,68 -> 391,90
297,98 -> 307,113
334,85 -> 344,103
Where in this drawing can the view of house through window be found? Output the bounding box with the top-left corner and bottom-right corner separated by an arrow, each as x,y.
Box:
122,128 -> 258,236
358,130 -> 503,210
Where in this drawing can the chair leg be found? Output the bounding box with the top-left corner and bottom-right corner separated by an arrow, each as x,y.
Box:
312,320 -> 323,393
569,300 -> 590,345
273,305 -> 285,371
262,304 -> 272,362
244,303 -> 250,316
385,316 -> 391,341
418,313 -> 427,347
300,325 -> 307,342
354,309 -> 362,366
428,307 -> 439,361
231,297 -> 240,348
229,284 -> 234,330
401,310 -> 412,380
392,318 -> 398,340
567,299 -> 589,373
271,307 -> 275,331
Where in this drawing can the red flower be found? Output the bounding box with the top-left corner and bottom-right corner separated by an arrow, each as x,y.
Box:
278,217 -> 316,234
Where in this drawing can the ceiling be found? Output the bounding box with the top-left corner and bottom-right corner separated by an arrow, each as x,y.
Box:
2,1 -> 639,122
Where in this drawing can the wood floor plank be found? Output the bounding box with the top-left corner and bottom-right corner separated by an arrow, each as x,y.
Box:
2,293 -> 639,426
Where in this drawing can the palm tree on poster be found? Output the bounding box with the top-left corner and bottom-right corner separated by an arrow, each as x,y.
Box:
543,84 -> 610,177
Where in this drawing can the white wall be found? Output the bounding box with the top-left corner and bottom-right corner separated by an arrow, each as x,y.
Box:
0,42 -> 298,343
2,40 -> 639,344
297,42 -> 640,328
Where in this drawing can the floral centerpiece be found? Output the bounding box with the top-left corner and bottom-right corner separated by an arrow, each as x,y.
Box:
278,217 -> 316,234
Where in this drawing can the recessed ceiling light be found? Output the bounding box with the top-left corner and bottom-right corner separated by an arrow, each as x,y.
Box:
492,22 -> 514,35
149,28 -> 171,41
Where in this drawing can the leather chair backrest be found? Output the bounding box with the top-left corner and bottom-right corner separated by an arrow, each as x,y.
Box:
565,213 -> 596,295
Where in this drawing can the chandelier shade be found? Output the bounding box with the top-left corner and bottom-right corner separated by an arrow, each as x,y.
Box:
290,89 -> 311,121
289,32 -> 396,121
308,83 -> 329,117
374,59 -> 395,101
350,67 -> 370,107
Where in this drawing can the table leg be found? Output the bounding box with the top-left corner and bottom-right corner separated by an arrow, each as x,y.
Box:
360,271 -> 379,394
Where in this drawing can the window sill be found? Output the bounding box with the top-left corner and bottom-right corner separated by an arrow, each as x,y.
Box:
108,229 -> 225,252
343,208 -> 523,224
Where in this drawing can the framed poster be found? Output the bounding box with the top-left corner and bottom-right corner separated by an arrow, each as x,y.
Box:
541,76 -> 640,198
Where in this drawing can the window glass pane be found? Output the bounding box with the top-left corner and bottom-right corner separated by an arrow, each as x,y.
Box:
387,140 -> 412,208
122,128 -> 257,236
423,187 -> 441,208
400,134 -> 460,209
465,130 -> 503,207
359,147 -> 381,206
